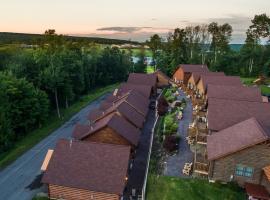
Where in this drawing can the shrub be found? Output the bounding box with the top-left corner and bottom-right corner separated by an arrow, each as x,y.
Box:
163,114 -> 178,135
163,135 -> 180,152
158,96 -> 169,116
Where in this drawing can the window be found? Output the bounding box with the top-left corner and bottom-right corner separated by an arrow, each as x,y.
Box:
235,165 -> 254,177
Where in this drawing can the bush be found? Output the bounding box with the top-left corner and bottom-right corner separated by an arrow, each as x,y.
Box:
163,114 -> 178,135
171,87 -> 177,93
157,96 -> 169,116
163,135 -> 180,152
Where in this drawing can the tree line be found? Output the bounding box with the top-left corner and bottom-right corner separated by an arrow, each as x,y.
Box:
0,30 -> 133,153
0,32 -> 140,45
147,13 -> 270,77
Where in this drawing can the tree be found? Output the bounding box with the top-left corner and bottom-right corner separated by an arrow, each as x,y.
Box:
134,48 -> 146,73
241,14 -> 270,75
0,72 -> 49,152
208,22 -> 232,66
147,34 -> 162,61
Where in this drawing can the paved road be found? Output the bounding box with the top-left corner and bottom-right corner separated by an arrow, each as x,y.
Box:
0,94 -> 108,200
164,89 -> 193,177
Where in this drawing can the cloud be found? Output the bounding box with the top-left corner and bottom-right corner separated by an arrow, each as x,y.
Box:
96,26 -> 152,33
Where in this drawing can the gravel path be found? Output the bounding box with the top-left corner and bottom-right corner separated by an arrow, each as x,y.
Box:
164,89 -> 193,177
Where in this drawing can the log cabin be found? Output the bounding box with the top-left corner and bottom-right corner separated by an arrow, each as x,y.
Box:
196,75 -> 242,99
127,73 -> 158,95
172,64 -> 209,85
72,113 -> 140,150
118,83 -> 152,99
206,84 -> 263,103
87,97 -> 146,129
207,98 -> 270,135
207,118 -> 270,193
187,72 -> 225,91
99,90 -> 149,117
154,69 -> 171,88
42,139 -> 130,200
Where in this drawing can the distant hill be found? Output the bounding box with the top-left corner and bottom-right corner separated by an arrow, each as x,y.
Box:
0,32 -> 140,45
230,44 -> 243,51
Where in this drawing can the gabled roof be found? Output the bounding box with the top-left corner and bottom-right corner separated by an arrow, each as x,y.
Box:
42,139 -> 130,195
127,73 -> 157,87
88,97 -> 145,128
263,165 -> 270,181
176,64 -> 209,73
207,118 -> 269,160
207,84 -> 262,102
155,70 -> 170,80
72,123 -> 92,139
100,90 -> 149,116
74,113 -> 140,146
119,83 -> 152,98
199,75 -> 242,92
207,98 -> 270,134
191,72 -> 225,84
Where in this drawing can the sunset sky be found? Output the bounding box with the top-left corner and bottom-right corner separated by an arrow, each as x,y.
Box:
1,0 -> 270,43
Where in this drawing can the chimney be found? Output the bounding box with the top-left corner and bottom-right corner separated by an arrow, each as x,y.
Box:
113,89 -> 118,96
69,139 -> 73,148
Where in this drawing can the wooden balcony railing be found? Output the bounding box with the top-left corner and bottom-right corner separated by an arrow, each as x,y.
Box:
194,162 -> 209,175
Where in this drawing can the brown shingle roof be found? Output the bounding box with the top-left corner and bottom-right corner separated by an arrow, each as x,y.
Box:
119,83 -> 152,98
191,72 -> 225,84
101,90 -> 149,116
127,73 -> 157,87
207,98 -> 270,134
200,75 -> 242,93
263,165 -> 270,181
72,124 -> 92,139
42,139 -> 130,195
87,108 -> 104,122
178,64 -> 209,73
207,84 -> 262,102
207,118 -> 269,160
89,98 -> 145,128
74,113 -> 140,146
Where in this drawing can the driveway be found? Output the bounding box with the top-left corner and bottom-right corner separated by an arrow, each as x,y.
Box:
164,89 -> 193,177
0,94 -> 108,200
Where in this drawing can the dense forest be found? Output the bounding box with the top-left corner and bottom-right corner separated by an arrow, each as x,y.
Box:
0,30 -> 137,153
0,32 -> 139,45
147,13 -> 270,77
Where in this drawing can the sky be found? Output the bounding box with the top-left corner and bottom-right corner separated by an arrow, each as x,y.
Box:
1,0 -> 270,43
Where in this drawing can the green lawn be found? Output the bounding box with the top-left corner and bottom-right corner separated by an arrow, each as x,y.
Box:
240,77 -> 256,86
260,85 -> 270,95
0,83 -> 118,169
241,77 -> 270,95
146,66 -> 155,74
32,197 -> 49,200
146,175 -> 246,200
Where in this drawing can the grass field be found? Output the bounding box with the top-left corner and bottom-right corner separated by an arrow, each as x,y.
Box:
146,175 -> 246,200
241,77 -> 270,95
146,66 -> 155,74
0,83 -> 118,169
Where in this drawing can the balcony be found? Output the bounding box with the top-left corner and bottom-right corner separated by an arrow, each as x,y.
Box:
193,144 -> 209,176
